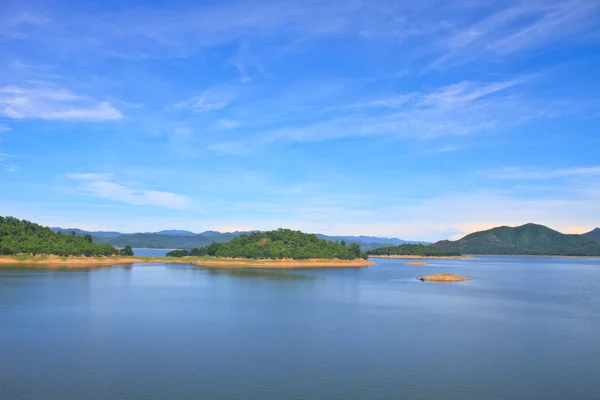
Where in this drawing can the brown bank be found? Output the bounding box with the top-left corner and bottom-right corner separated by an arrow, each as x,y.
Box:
0,255 -> 374,269
417,273 -> 471,282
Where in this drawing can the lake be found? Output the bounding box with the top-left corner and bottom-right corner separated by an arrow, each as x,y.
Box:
1,256 -> 599,400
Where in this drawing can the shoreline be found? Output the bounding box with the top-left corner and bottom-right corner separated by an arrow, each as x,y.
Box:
369,255 -> 470,259
465,254 -> 600,259
0,255 -> 374,269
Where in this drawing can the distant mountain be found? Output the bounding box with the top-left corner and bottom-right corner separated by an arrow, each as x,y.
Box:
314,234 -> 427,251
583,228 -> 600,240
156,230 -> 196,236
49,227 -> 419,250
432,223 -> 600,256
316,234 -> 426,245
106,232 -> 241,249
51,227 -> 122,238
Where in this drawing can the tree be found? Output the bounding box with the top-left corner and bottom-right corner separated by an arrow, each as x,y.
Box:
120,245 -> 134,256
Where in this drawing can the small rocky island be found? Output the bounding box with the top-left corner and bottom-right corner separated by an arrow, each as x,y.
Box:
417,273 -> 471,282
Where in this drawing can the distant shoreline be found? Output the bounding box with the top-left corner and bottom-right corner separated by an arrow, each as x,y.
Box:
369,255 -> 471,259
465,254 -> 600,259
0,255 -> 374,269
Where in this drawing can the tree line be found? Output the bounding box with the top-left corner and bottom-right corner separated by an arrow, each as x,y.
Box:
167,228 -> 369,260
367,243 -> 461,257
0,217 -> 133,256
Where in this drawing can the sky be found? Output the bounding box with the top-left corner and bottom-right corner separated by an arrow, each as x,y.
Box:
1,0 -> 599,241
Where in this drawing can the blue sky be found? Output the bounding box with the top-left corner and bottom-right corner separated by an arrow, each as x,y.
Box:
1,0 -> 599,241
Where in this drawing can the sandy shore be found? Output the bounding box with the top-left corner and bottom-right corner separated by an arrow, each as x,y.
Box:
0,255 -> 374,269
417,273 -> 471,282
406,261 -> 427,265
369,255 -> 470,259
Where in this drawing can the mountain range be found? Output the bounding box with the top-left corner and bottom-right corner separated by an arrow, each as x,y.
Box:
50,228 -> 424,250
432,223 -> 600,256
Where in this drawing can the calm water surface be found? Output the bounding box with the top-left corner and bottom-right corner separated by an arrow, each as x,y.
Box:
132,248 -> 171,257
1,257 -> 599,400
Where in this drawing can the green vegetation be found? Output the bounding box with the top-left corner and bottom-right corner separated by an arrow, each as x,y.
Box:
0,216 -> 129,256
432,223 -> 600,256
166,228 -> 369,260
367,243 -> 461,257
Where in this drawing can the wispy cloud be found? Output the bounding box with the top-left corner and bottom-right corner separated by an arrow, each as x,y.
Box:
217,119 -> 241,129
207,77 -> 531,151
432,1 -> 600,69
0,85 -> 123,121
492,166 -> 600,180
66,173 -> 193,209
173,86 -> 235,113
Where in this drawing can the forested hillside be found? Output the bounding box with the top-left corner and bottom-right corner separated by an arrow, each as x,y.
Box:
432,223 -> 600,256
1,217 -> 128,256
368,243 -> 461,257
167,229 -> 369,260
584,228 -> 600,240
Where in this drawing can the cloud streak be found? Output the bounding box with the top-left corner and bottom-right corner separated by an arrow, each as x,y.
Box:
0,85 -> 123,121
66,173 -> 193,210
492,166 -> 600,180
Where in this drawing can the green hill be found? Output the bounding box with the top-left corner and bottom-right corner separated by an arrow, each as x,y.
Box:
367,243 -> 461,257
167,228 -> 369,260
1,217 -> 124,256
583,228 -> 600,240
432,223 -> 600,256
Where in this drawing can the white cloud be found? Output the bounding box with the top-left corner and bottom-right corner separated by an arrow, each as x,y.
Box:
0,85 -> 123,121
67,173 -> 193,210
0,124 -> 11,132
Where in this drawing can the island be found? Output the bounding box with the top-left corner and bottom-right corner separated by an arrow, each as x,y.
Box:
367,243 -> 463,258
417,273 -> 471,282
165,229 -> 373,267
0,218 -> 373,268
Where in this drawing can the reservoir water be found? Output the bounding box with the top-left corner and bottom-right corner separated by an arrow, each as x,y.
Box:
1,257 -> 599,400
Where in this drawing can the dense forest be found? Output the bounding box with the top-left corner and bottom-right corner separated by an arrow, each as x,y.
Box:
367,243 -> 461,257
0,217 -> 133,256
432,223 -> 600,256
167,229 -> 369,260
